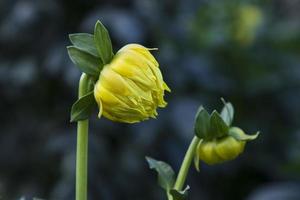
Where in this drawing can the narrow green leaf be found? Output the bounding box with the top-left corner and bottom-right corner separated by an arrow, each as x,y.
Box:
170,186 -> 190,200
209,111 -> 229,139
145,156 -> 175,191
94,20 -> 114,64
194,106 -> 210,139
194,139 -> 203,172
87,75 -> 96,92
70,91 -> 97,122
220,98 -> 234,126
67,46 -> 102,77
69,33 -> 100,57
229,127 -> 260,141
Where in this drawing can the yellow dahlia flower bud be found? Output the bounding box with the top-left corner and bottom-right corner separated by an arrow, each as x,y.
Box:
94,44 -> 170,123
197,135 -> 246,165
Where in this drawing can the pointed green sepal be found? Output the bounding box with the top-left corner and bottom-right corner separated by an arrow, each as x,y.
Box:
67,46 -> 102,77
170,185 -> 190,200
209,110 -> 229,139
228,127 -> 260,141
94,20 -> 114,64
194,106 -> 210,139
70,91 -> 98,122
220,98 -> 234,126
145,156 -> 175,191
194,139 -> 203,172
69,33 -> 100,57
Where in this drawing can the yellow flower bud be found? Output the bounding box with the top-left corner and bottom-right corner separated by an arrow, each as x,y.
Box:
197,136 -> 246,165
233,5 -> 263,45
94,44 -> 170,123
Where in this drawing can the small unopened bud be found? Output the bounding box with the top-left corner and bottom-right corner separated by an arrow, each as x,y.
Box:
197,136 -> 246,165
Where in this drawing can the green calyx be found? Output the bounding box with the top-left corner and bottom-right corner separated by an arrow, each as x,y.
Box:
194,99 -> 233,140
67,20 -> 114,122
67,20 -> 114,78
194,99 -> 259,141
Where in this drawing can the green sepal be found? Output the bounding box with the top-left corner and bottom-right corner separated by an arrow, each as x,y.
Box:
194,106 -> 229,140
228,127 -> 260,141
94,20 -> 114,64
67,46 -> 103,77
194,106 -> 210,139
209,110 -> 229,139
194,139 -> 203,172
86,75 -> 96,92
145,156 -> 175,191
220,98 -> 234,126
70,91 -> 98,122
69,33 -> 100,57
170,185 -> 190,200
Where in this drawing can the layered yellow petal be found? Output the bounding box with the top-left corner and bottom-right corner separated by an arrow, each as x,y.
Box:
94,43 -> 170,123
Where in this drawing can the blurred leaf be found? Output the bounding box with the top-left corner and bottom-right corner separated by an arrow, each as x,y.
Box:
229,127 -> 259,141
69,33 -> 100,57
145,156 -> 175,191
70,91 -> 97,122
220,98 -> 234,126
94,20 -> 114,64
67,46 -> 102,77
209,111 -> 229,139
194,106 -> 210,139
170,185 -> 190,200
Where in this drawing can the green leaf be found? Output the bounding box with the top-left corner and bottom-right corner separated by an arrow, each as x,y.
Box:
229,127 -> 260,141
70,91 -> 97,122
94,20 -> 114,64
194,106 -> 210,139
145,156 -> 175,191
170,186 -> 190,200
209,111 -> 229,139
220,98 -> 234,126
67,46 -> 102,76
69,33 -> 100,57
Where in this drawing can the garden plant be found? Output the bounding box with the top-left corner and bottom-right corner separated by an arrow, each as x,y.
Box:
67,20 -> 259,200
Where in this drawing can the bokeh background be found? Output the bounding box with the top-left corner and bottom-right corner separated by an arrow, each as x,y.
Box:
1,0 -> 300,199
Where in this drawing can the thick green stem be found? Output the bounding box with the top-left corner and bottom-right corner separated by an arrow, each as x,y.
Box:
173,136 -> 200,191
76,74 -> 90,200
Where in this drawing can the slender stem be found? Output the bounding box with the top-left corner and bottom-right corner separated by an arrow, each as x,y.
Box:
173,136 -> 200,191
76,74 -> 90,200
167,191 -> 172,200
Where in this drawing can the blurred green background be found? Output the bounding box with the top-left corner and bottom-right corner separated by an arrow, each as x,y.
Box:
0,0 -> 300,199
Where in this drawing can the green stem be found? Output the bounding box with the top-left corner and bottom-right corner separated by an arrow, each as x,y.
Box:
76,73 -> 90,200
173,136 -> 200,191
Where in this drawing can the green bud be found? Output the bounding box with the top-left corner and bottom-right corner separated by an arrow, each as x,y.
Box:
197,136 -> 245,165
193,100 -> 259,168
